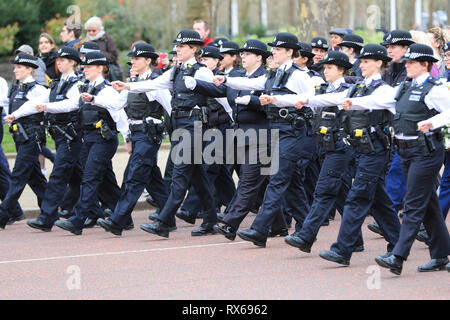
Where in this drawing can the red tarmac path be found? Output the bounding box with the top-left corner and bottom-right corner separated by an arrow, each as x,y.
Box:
0,211 -> 448,300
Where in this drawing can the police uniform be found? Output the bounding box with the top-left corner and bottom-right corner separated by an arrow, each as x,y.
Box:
54,51 -> 129,235
363,44 -> 450,274
221,33 -> 315,247
310,37 -> 329,78
218,41 -> 246,77
337,34 -> 364,78
10,47 -> 84,231
298,45 -> 402,266
0,54 -> 48,229
276,51 -> 364,252
129,30 -> 218,238
96,43 -> 171,235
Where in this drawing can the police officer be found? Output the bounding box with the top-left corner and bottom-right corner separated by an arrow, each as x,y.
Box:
54,51 -> 129,235
4,47 -> 83,232
310,37 -> 329,76
112,30 -> 219,238
271,51 -> 364,253
96,43 -> 172,236
0,53 -> 48,229
218,41 -> 245,77
293,44 -> 402,266
213,32 -> 315,247
341,44 -> 450,274
338,34 -> 364,78
329,28 -> 348,51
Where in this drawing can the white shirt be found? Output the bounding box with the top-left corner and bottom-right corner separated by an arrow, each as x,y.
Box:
224,60 -> 315,103
299,66 -> 325,87
0,76 -> 8,108
12,72 -> 80,119
7,76 -> 49,115
129,57 -> 214,93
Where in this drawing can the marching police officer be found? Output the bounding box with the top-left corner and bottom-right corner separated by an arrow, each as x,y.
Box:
96,42 -> 172,236
0,53 -> 48,229
53,51 -> 129,235
218,41 -> 245,77
3,47 -> 83,231
213,32 -> 315,247
310,37 -> 329,77
341,44 -> 450,274
112,30 -> 219,238
338,34 -> 364,78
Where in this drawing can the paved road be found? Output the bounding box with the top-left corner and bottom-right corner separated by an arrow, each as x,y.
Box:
0,210 -> 448,300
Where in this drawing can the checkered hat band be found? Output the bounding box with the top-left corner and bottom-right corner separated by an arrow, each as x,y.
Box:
406,52 -> 435,59
391,38 -> 412,43
87,57 -> 107,64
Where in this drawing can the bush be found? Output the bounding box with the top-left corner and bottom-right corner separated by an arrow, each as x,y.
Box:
0,23 -> 20,56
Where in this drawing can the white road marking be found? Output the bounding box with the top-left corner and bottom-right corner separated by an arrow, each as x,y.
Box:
0,241 -> 252,265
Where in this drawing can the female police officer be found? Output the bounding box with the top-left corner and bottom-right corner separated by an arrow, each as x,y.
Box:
342,43 -> 450,275
112,30 -> 219,238
4,47 -> 83,232
53,51 -> 129,235
0,53 -> 48,229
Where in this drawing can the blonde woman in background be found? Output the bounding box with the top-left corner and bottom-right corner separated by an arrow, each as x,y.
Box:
427,27 -> 449,75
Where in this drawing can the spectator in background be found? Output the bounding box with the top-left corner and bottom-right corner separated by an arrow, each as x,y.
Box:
60,21 -> 82,49
427,26 -> 449,75
411,30 -> 441,77
84,16 -> 122,81
193,20 -> 214,47
38,33 -> 60,82
14,45 -> 46,86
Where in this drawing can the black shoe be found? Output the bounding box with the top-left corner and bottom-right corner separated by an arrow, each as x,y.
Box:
329,212 -> 336,221
27,219 -> 52,232
176,209 -> 196,225
417,258 -> 449,272
140,221 -> 171,238
0,215 -> 8,229
84,218 -> 98,229
213,223 -> 236,241
148,212 -> 159,221
284,235 -> 312,253
55,220 -> 82,235
217,213 -> 226,222
145,195 -> 157,207
268,228 -> 289,238
353,244 -> 365,252
103,208 -> 113,217
7,214 -> 27,225
191,225 -> 217,236
375,254 -> 403,275
124,222 -> 134,231
447,262 -> 450,273
416,230 -> 430,246
368,221 -> 383,236
237,229 -> 267,248
321,219 -> 330,226
58,209 -> 72,219
97,218 -> 123,236
319,250 -> 350,266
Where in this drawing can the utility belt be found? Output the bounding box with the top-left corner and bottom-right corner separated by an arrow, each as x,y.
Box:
129,117 -> 165,144
267,106 -> 305,130
314,127 -> 347,152
83,120 -> 116,141
345,126 -> 392,154
48,122 -> 78,141
9,122 -> 45,146
394,131 -> 443,156
171,106 -> 209,125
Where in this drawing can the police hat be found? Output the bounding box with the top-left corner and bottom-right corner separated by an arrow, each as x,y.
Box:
127,43 -> 159,60
383,30 -> 414,46
212,37 -> 229,48
57,46 -> 81,64
268,33 -> 301,50
357,44 -> 392,62
404,43 -> 439,62
11,53 -> 39,69
318,51 -> 353,69
200,46 -> 223,60
380,32 -> 390,46
444,41 -> 450,53
81,51 -> 108,66
219,41 -> 240,54
172,29 -> 204,46
79,41 -> 100,54
169,45 -> 177,55
297,42 -> 315,58
329,28 -> 348,37
311,37 -> 329,50
239,39 -> 270,58
338,34 -> 364,50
